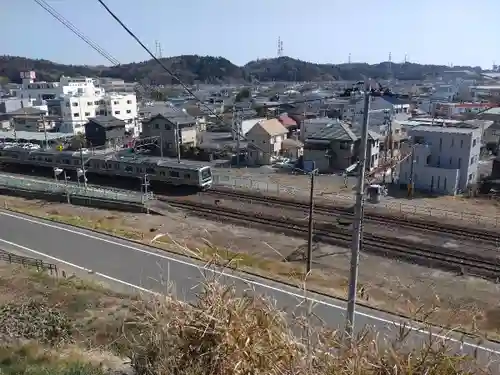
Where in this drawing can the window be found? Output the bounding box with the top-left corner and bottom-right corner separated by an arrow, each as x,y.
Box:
155,124 -> 159,129
170,171 -> 180,178
339,142 -> 350,150
94,101 -> 99,105
126,109 -> 131,114
126,100 -> 132,104
439,138 -> 442,151
146,168 -> 155,174
87,102 -> 93,106
114,101 -> 119,105
85,112 -> 90,116
65,102 -> 70,108
114,110 -> 120,115
468,173 -> 473,181
73,113 -> 80,117
165,124 -> 170,130
470,156 -> 474,165
460,139 -> 464,148
473,138 -> 477,147
99,100 -> 105,105
72,102 -> 78,107
449,157 -> 452,165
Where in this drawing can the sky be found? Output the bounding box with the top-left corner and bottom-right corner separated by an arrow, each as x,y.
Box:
2,0 -> 499,68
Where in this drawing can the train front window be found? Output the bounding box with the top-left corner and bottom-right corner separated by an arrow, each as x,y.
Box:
201,168 -> 211,180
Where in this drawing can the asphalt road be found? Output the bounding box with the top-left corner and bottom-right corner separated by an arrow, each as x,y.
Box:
0,209 -> 499,367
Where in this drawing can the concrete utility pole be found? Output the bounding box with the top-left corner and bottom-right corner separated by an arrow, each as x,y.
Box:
79,147 -> 88,189
345,82 -> 371,344
175,122 -> 181,163
142,174 -> 150,214
235,109 -> 241,167
306,169 -> 316,274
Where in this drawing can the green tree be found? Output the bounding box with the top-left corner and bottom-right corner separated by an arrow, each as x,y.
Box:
235,88 -> 251,102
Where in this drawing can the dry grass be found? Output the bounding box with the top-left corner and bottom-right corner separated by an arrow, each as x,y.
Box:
4,196 -> 500,343
0,264 -> 491,374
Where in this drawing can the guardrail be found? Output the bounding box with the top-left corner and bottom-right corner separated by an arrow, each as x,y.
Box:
0,174 -> 145,203
0,249 -> 58,274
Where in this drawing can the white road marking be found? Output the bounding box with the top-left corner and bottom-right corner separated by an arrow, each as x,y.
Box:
0,209 -> 498,355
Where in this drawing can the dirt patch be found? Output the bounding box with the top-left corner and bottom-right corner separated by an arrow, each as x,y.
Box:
3,195 -> 500,340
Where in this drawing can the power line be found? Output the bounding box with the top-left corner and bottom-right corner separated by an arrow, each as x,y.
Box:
33,0 -> 120,66
96,0 -> 262,152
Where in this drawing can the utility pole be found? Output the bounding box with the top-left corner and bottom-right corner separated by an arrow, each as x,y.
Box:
142,174 -> 150,214
41,113 -> 48,149
345,82 -> 371,344
79,147 -> 88,189
408,145 -> 415,199
306,169 -> 316,274
235,109 -> 241,167
159,133 -> 164,158
175,122 -> 181,163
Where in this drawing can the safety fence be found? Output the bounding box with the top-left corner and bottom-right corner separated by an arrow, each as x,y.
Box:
0,249 -> 58,275
0,174 -> 145,203
212,174 -> 500,228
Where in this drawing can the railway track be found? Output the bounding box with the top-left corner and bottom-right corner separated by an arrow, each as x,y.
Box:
206,188 -> 500,245
159,197 -> 500,281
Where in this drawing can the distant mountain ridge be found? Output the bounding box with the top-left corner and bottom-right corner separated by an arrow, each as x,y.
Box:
0,54 -> 483,85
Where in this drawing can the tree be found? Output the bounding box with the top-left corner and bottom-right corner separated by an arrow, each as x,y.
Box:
235,88 -> 251,102
0,76 -> 9,86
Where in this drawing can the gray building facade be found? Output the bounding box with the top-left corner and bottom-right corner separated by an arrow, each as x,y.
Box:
398,126 -> 482,195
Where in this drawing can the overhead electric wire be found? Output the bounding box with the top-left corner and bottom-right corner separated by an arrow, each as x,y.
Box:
33,0 -> 120,66
95,0 -> 272,151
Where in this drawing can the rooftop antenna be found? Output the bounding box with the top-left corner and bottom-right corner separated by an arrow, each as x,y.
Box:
348,53 -> 351,65
277,37 -> 284,57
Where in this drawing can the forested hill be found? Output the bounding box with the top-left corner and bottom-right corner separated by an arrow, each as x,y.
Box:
0,55 -> 482,85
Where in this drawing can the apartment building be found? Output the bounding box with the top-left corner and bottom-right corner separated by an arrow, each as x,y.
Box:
398,126 -> 482,195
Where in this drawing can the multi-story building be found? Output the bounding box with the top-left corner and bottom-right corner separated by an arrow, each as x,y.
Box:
433,102 -> 493,118
11,71 -> 138,135
398,125 -> 482,195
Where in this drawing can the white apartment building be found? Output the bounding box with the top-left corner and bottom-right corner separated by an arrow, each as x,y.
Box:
11,71 -> 138,135
60,92 -> 137,134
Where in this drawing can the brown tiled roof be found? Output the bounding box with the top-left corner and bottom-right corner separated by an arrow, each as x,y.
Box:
257,118 -> 288,136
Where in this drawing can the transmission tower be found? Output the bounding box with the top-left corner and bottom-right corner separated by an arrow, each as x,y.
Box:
277,37 -> 284,57
155,40 -> 163,58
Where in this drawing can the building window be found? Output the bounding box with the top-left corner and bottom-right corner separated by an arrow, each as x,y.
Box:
126,100 -> 132,104
114,101 -> 119,105
439,138 -> 442,151
470,156 -> 474,165
100,100 -> 105,105
85,112 -> 90,116
94,101 -> 99,105
472,138 -> 477,147
65,102 -> 70,108
155,124 -> 159,129
72,102 -> 78,107
460,139 -> 464,148
87,102 -> 93,106
73,113 -> 80,117
115,111 -> 120,115
468,173 -> 473,181
126,109 -> 131,114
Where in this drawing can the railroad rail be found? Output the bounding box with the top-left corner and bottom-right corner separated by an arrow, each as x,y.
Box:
158,197 -> 500,281
207,188 -> 500,245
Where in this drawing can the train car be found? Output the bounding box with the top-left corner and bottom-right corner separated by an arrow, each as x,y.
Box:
85,155 -> 212,190
0,145 -> 212,190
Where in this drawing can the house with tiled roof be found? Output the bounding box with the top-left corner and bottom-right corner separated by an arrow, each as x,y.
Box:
303,119 -> 381,173
246,118 -> 288,165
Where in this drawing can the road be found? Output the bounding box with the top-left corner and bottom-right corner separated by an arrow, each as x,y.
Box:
0,209 -> 499,368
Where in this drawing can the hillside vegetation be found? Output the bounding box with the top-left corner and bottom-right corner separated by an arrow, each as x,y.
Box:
0,264 -> 487,374
0,54 -> 482,85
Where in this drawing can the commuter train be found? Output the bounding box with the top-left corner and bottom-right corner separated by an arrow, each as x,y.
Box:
0,143 -> 212,190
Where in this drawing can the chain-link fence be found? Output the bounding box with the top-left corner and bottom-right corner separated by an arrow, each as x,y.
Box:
0,174 -> 145,203
212,174 -> 500,228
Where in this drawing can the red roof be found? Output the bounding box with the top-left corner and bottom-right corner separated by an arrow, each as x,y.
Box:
278,114 -> 297,127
